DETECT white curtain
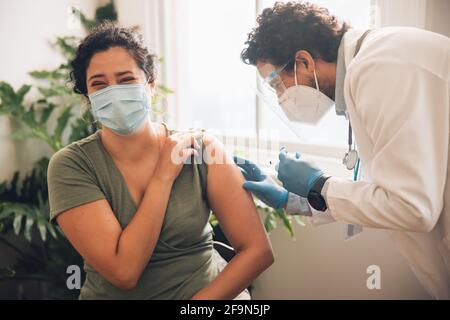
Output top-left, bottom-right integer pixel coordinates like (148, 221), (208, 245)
(115, 0), (187, 126)
(373, 0), (450, 36)
(115, 0), (163, 54)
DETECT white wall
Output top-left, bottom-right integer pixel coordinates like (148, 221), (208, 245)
(374, 0), (450, 37)
(0, 0), (100, 181)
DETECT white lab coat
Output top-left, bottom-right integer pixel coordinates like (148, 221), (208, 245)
(324, 27), (450, 299)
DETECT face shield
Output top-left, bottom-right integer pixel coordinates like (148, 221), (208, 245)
(254, 58), (336, 139)
(252, 62), (305, 140)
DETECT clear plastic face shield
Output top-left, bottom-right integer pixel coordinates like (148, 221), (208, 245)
(252, 62), (304, 140)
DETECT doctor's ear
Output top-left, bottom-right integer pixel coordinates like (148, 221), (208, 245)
(295, 50), (315, 72)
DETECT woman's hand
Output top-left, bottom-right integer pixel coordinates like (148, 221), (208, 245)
(153, 131), (202, 183)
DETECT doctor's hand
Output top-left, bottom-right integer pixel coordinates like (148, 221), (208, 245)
(277, 148), (324, 198)
(233, 156), (288, 209)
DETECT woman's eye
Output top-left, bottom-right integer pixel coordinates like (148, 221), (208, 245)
(120, 77), (136, 83)
(91, 81), (106, 87)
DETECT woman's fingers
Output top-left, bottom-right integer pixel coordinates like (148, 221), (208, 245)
(180, 147), (199, 162)
(172, 131), (203, 150)
(171, 131), (204, 164)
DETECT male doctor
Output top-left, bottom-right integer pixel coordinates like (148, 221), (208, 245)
(235, 1), (450, 299)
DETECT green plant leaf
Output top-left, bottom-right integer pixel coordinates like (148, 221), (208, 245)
(293, 215), (306, 227)
(0, 81), (15, 103)
(264, 213), (277, 233)
(53, 107), (72, 148)
(0, 267), (16, 277)
(0, 206), (16, 219)
(274, 209), (294, 238)
(281, 214), (294, 238)
(15, 85), (32, 104)
(24, 215), (35, 242)
(71, 7), (96, 31)
(37, 219), (47, 242)
(209, 213), (218, 227)
(13, 213), (23, 235)
(0, 82), (25, 116)
(47, 223), (58, 239)
(29, 69), (66, 80)
(95, 0), (118, 23)
(21, 105), (37, 127)
(29, 70), (53, 79)
(38, 87), (59, 98)
(10, 130), (36, 141)
(55, 37), (77, 59)
(39, 104), (55, 124)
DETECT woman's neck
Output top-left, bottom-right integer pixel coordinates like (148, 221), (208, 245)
(99, 121), (165, 164)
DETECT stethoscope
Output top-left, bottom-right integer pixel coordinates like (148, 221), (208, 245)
(341, 29), (372, 183)
(343, 121), (360, 181)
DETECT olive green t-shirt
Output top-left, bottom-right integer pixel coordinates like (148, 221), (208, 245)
(47, 128), (223, 299)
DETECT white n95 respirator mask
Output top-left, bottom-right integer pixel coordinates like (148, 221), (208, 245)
(278, 61), (334, 125)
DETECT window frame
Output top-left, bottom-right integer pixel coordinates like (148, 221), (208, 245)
(145, 0), (374, 160)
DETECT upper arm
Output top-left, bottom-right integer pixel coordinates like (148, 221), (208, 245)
(47, 147), (106, 224)
(202, 134), (271, 252)
(47, 147), (125, 285)
(56, 199), (125, 285)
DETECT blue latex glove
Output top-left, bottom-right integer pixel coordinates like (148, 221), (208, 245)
(277, 148), (324, 198)
(233, 156), (288, 209)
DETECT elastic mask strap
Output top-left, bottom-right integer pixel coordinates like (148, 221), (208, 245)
(144, 76), (152, 86)
(313, 69), (320, 91)
(143, 76), (154, 98)
(295, 60), (320, 92)
(294, 61), (298, 86)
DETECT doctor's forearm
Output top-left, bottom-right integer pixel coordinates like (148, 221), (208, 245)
(325, 178), (440, 232)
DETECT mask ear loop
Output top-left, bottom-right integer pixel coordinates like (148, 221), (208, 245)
(297, 58), (320, 92)
(143, 75), (154, 108)
(313, 69), (320, 91)
(143, 72), (152, 85)
(146, 75), (168, 117)
(294, 60), (299, 86)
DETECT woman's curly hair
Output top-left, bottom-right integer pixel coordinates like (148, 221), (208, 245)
(241, 1), (350, 71)
(70, 21), (158, 96)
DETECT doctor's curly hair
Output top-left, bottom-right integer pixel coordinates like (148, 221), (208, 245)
(241, 1), (350, 71)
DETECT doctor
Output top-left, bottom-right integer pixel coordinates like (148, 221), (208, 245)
(236, 1), (450, 299)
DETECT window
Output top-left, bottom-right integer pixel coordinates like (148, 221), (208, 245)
(159, 0), (373, 157)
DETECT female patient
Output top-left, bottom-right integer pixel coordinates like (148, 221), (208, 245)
(47, 22), (273, 299)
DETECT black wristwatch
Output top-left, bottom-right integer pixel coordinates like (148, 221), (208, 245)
(307, 175), (331, 212)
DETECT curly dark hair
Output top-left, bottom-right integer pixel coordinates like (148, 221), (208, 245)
(70, 21), (158, 96)
(241, 1), (350, 71)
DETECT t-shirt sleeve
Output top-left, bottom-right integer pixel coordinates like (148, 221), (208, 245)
(47, 145), (106, 225)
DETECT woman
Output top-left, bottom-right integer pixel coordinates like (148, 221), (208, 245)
(47, 22), (274, 300)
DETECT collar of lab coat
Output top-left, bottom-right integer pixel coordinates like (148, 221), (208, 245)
(334, 29), (369, 117)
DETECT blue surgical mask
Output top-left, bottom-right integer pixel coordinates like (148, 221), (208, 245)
(88, 79), (151, 136)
